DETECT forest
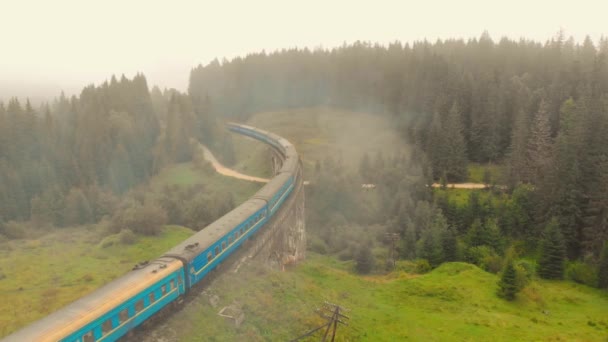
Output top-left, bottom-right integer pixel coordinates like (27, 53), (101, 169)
(2, 32), (608, 296)
(188, 32), (608, 292)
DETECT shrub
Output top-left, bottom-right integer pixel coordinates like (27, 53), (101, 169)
(309, 236), (328, 254)
(566, 262), (598, 287)
(514, 260), (534, 290)
(414, 259), (432, 274)
(465, 245), (501, 271)
(481, 254), (504, 274)
(111, 201), (167, 235)
(1, 221), (28, 239)
(355, 244), (374, 274)
(118, 229), (137, 245)
(394, 260), (417, 273)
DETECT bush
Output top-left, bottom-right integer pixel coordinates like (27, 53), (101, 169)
(566, 262), (598, 287)
(1, 221), (28, 239)
(465, 245), (502, 272)
(309, 236), (328, 254)
(111, 200), (167, 235)
(394, 260), (417, 273)
(118, 229), (137, 245)
(481, 254), (504, 274)
(414, 259), (432, 274)
(514, 260), (535, 290)
(355, 245), (374, 274)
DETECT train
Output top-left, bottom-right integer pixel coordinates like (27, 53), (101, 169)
(1, 123), (300, 342)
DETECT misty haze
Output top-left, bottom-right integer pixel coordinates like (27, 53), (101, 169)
(1, 1), (608, 341)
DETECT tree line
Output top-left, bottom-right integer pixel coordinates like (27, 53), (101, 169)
(0, 74), (231, 235)
(188, 32), (608, 264)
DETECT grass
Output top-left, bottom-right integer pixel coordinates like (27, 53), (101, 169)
(0, 157), (263, 337)
(468, 163), (505, 184)
(151, 161), (262, 204)
(0, 225), (194, 337)
(150, 254), (608, 341)
(231, 107), (409, 177)
(433, 187), (508, 208)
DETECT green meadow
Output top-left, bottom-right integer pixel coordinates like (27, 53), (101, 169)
(150, 253), (608, 341)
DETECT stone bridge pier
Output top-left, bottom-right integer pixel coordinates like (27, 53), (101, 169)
(247, 151), (306, 269)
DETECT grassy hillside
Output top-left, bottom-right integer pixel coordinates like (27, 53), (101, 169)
(0, 225), (194, 337)
(144, 253), (608, 341)
(230, 107), (408, 177)
(0, 160), (263, 337)
(151, 162), (262, 204)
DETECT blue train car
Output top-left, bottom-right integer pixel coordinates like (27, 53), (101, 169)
(2, 258), (186, 342)
(1, 122), (300, 342)
(163, 199), (268, 288)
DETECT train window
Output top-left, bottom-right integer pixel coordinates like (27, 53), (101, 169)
(102, 319), (112, 335)
(222, 241), (226, 249)
(215, 246), (220, 255)
(178, 275), (183, 285)
(161, 284), (167, 296)
(207, 252), (213, 263)
(228, 235), (233, 244)
(135, 299), (144, 313)
(149, 292), (155, 304)
(83, 331), (94, 342)
(170, 279), (175, 290)
(119, 309), (129, 323)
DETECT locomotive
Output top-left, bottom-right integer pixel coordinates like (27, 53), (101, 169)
(2, 123), (300, 342)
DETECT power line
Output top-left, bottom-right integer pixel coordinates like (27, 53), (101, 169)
(290, 302), (349, 342)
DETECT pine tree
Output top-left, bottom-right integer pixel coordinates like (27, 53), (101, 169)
(526, 99), (553, 186)
(401, 219), (417, 260)
(443, 103), (468, 181)
(598, 241), (608, 289)
(441, 227), (458, 262)
(497, 258), (519, 300)
(538, 218), (566, 279)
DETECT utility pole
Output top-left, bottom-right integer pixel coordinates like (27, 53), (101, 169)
(385, 232), (400, 269)
(290, 302), (349, 342)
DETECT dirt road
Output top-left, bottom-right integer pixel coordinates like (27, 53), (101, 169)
(199, 144), (270, 183)
(431, 183), (488, 189)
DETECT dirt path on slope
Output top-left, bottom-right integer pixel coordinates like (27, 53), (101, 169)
(198, 144), (270, 183)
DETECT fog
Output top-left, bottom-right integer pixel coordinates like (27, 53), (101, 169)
(1, 0), (606, 102)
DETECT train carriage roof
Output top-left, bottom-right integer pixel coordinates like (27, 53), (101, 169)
(163, 199), (267, 262)
(2, 258), (182, 342)
(251, 173), (292, 202)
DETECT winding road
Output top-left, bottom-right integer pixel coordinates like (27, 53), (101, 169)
(198, 144), (270, 183)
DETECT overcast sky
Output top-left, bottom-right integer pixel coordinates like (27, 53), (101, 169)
(1, 0), (606, 98)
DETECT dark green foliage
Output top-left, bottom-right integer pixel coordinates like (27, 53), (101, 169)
(355, 244), (374, 274)
(400, 220), (417, 260)
(599, 242), (608, 289)
(441, 227), (458, 262)
(497, 259), (519, 300)
(110, 200), (168, 236)
(414, 259), (432, 274)
(419, 210), (449, 267)
(566, 262), (598, 287)
(466, 218), (503, 252)
(538, 219), (566, 279)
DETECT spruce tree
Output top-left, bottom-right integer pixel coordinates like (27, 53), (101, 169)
(401, 219), (417, 260)
(497, 258), (519, 300)
(598, 241), (608, 289)
(443, 103), (468, 181)
(538, 218), (566, 279)
(441, 227), (458, 262)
